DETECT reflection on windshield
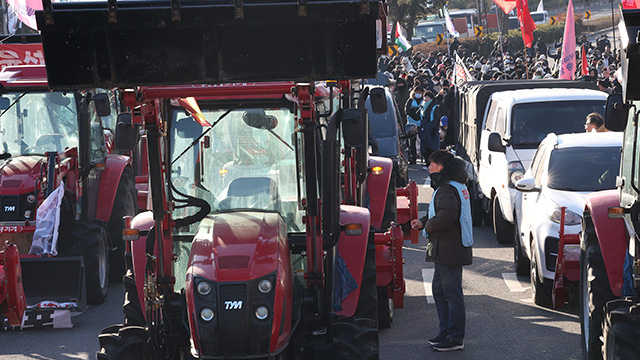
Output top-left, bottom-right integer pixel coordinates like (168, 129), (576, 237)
(510, 100), (605, 148)
(547, 147), (620, 192)
(170, 107), (303, 234)
(0, 92), (78, 155)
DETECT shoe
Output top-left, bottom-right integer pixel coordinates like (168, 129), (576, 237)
(432, 339), (464, 352)
(428, 333), (447, 346)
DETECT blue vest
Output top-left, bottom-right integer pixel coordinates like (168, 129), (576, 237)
(407, 98), (422, 126)
(426, 180), (473, 247)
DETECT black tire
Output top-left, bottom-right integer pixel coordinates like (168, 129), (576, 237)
(377, 286), (393, 330)
(97, 324), (148, 360)
(580, 212), (616, 360)
(70, 219), (110, 305)
(380, 172), (397, 230)
(469, 185), (484, 227)
(333, 317), (379, 360)
(530, 241), (552, 307)
(355, 233), (379, 326)
(493, 195), (514, 245)
(602, 297), (640, 360)
(513, 216), (530, 276)
(123, 251), (145, 326)
(108, 167), (137, 283)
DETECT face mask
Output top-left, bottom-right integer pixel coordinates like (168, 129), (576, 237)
(415, 93), (422, 99)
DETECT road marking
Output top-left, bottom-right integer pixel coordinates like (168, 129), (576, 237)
(502, 272), (530, 292)
(422, 268), (435, 303)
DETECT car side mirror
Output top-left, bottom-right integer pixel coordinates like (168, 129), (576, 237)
(487, 132), (505, 152)
(402, 123), (419, 139)
(604, 93), (629, 132)
(93, 93), (111, 117)
(515, 177), (540, 192)
(369, 87), (388, 114)
(115, 113), (138, 151)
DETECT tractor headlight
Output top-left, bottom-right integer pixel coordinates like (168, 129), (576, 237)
(197, 281), (212, 296)
(258, 279), (272, 294)
(200, 307), (214, 322)
(255, 306), (269, 320)
(24, 210), (31, 219)
(27, 194), (36, 203)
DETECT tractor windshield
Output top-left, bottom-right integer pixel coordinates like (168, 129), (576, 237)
(0, 92), (78, 156)
(170, 106), (303, 233)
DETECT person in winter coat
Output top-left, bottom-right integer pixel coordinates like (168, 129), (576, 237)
(411, 151), (473, 352)
(419, 90), (441, 165)
(405, 86), (425, 164)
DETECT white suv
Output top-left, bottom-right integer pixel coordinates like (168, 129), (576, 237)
(513, 131), (622, 306)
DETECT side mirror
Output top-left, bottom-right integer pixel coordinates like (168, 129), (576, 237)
(402, 123), (419, 139)
(515, 177), (540, 192)
(175, 117), (203, 138)
(342, 108), (367, 148)
(93, 93), (111, 117)
(242, 110), (278, 130)
(115, 113), (138, 151)
(487, 132), (505, 152)
(604, 93), (629, 132)
(0, 96), (9, 110)
(369, 87), (388, 114)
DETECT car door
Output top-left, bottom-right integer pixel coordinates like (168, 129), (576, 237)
(519, 144), (549, 258)
(478, 98), (498, 198)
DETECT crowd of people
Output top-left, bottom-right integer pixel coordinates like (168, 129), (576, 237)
(376, 33), (621, 166)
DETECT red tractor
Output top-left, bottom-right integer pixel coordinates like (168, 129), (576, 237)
(34, 0), (423, 357)
(0, 54), (137, 328)
(578, 10), (640, 360)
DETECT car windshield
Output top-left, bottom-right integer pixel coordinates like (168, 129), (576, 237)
(0, 92), (78, 155)
(510, 100), (605, 149)
(170, 106), (303, 234)
(547, 146), (620, 192)
(414, 23), (445, 39)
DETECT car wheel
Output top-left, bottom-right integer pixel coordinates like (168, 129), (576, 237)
(493, 195), (514, 244)
(530, 241), (552, 307)
(513, 216), (530, 276)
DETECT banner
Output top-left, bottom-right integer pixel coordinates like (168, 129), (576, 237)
(395, 22), (412, 52)
(0, 43), (44, 70)
(559, 0), (576, 80)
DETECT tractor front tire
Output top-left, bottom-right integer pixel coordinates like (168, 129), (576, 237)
(97, 324), (148, 360)
(108, 168), (137, 283)
(580, 212), (616, 360)
(355, 234), (378, 324)
(493, 195), (514, 244)
(70, 219), (110, 305)
(123, 251), (145, 326)
(602, 297), (640, 360)
(333, 317), (379, 360)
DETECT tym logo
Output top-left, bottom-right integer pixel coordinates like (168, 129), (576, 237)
(224, 301), (243, 310)
(4, 206), (15, 212)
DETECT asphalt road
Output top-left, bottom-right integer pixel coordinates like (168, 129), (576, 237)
(0, 163), (582, 360)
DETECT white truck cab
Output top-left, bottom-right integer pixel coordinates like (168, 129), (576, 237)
(478, 88), (607, 243)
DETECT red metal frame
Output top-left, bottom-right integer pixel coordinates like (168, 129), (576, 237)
(366, 156), (393, 230)
(396, 180), (419, 244)
(585, 190), (628, 297)
(374, 225), (406, 308)
(552, 207), (581, 309)
(0, 242), (27, 326)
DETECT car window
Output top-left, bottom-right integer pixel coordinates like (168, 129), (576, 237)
(529, 144), (546, 177)
(367, 95), (396, 139)
(547, 146), (621, 191)
(533, 145), (549, 185)
(484, 99), (498, 131)
(495, 107), (506, 136)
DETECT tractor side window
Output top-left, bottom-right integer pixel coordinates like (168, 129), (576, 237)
(86, 98), (105, 161)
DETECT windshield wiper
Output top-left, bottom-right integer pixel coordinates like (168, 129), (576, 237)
(268, 129), (294, 151)
(0, 152), (10, 160)
(171, 104), (240, 165)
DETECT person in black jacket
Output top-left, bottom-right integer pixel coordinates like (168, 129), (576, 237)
(411, 151), (473, 352)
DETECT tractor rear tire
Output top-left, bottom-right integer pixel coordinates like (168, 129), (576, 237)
(108, 167), (137, 283)
(493, 195), (514, 245)
(355, 233), (379, 325)
(70, 219), (110, 305)
(580, 212), (616, 360)
(513, 216), (530, 276)
(377, 285), (393, 330)
(123, 251), (145, 326)
(530, 241), (552, 307)
(333, 317), (379, 360)
(97, 324), (148, 360)
(602, 297), (640, 360)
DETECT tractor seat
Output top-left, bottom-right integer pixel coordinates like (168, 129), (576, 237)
(218, 177), (281, 212)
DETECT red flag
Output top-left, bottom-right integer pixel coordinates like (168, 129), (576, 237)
(621, 0), (640, 9)
(176, 97), (211, 127)
(493, 0), (517, 14)
(581, 45), (588, 76)
(516, 0), (537, 48)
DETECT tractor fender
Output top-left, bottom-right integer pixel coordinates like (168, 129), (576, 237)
(185, 212), (293, 356)
(94, 154), (132, 222)
(584, 189), (627, 297)
(367, 156), (393, 230)
(337, 205), (371, 318)
(130, 211), (155, 319)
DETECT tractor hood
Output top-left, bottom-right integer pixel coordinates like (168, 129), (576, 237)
(0, 155), (43, 196)
(188, 211), (289, 282)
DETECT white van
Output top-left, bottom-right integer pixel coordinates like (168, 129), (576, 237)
(478, 88), (607, 243)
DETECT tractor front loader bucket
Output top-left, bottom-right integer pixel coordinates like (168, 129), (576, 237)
(19, 257), (86, 309)
(36, 0), (382, 89)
